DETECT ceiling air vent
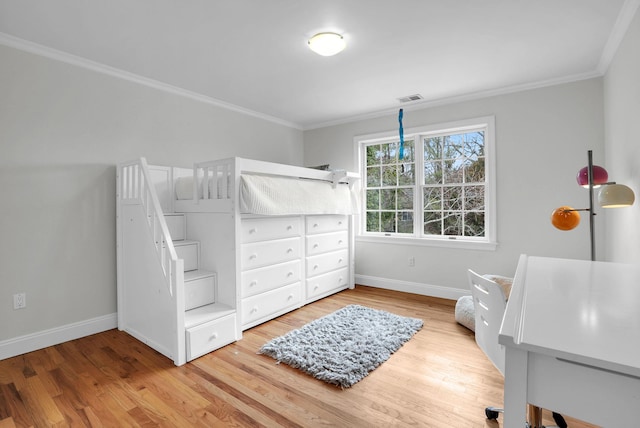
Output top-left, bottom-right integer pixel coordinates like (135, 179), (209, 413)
(398, 94), (423, 103)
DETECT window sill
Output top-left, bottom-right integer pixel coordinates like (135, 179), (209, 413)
(356, 235), (498, 251)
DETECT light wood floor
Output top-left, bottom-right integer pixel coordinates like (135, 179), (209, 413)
(0, 286), (598, 427)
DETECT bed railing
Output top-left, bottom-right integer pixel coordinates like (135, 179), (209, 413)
(193, 158), (232, 200)
(118, 158), (181, 295)
(188, 157), (359, 202)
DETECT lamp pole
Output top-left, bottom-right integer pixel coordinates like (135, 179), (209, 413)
(587, 150), (596, 261)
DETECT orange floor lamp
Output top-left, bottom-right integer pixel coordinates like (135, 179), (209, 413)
(551, 150), (635, 261)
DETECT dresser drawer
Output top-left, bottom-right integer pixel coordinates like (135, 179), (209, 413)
(242, 283), (301, 327)
(306, 215), (348, 235)
(241, 260), (301, 298)
(306, 267), (349, 300)
(186, 313), (237, 360)
(306, 249), (349, 277)
(241, 237), (301, 270)
(241, 217), (302, 243)
(306, 231), (349, 256)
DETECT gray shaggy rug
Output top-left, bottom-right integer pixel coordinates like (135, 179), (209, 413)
(258, 304), (423, 388)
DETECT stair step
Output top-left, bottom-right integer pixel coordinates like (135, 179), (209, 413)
(174, 240), (199, 272)
(184, 270), (216, 311)
(164, 213), (186, 241)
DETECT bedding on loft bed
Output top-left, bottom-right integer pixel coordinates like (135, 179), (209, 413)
(173, 173), (358, 215)
(240, 174), (357, 215)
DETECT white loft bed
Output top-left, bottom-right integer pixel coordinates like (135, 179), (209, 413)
(117, 157), (359, 366)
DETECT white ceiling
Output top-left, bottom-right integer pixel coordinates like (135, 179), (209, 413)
(0, 0), (636, 130)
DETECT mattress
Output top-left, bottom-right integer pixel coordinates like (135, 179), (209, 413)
(239, 174), (357, 215)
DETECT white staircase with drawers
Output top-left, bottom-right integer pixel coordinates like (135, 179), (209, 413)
(164, 213), (237, 362)
(117, 159), (238, 367)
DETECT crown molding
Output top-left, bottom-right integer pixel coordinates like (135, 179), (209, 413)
(597, 0), (640, 74)
(304, 70), (603, 131)
(0, 32), (302, 130)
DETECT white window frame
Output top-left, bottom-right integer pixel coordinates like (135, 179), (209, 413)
(354, 116), (497, 250)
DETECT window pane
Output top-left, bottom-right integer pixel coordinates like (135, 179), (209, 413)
(398, 212), (413, 233)
(424, 137), (442, 160)
(424, 161), (442, 184)
(366, 145), (382, 166)
(366, 166), (381, 187)
(398, 163), (415, 185)
(424, 211), (442, 235)
(443, 158), (464, 184)
(443, 186), (462, 210)
(381, 212), (396, 232)
(398, 188), (413, 210)
(423, 187), (442, 210)
(465, 185), (484, 210)
(443, 211), (462, 236)
(464, 132), (484, 158)
(400, 139), (415, 162)
(381, 189), (396, 210)
(381, 164), (398, 186)
(366, 189), (380, 210)
(444, 134), (464, 159)
(464, 157), (485, 183)
(366, 211), (380, 232)
(464, 212), (485, 237)
(381, 142), (397, 164)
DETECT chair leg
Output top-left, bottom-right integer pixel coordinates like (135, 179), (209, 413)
(485, 406), (503, 420)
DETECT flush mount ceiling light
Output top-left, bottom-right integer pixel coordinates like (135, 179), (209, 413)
(308, 32), (346, 56)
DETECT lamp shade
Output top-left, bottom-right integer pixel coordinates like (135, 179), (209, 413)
(576, 165), (608, 188)
(551, 206), (581, 230)
(598, 184), (635, 208)
(308, 32), (346, 56)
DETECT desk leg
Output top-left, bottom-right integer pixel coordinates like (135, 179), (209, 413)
(503, 347), (528, 428)
(527, 405), (542, 428)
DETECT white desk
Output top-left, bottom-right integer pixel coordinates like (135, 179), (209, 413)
(499, 255), (640, 427)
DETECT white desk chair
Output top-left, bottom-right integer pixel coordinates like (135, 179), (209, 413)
(467, 269), (567, 428)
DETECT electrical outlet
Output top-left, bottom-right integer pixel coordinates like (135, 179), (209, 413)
(13, 293), (26, 310)
(408, 257), (415, 267)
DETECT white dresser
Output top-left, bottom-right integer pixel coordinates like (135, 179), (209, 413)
(239, 214), (351, 330)
(240, 216), (304, 329)
(305, 215), (350, 302)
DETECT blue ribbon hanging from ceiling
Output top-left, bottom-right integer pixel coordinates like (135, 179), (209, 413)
(398, 108), (404, 160)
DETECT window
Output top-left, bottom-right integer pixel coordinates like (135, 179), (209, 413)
(356, 116), (496, 249)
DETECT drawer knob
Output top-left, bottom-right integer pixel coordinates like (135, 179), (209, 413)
(249, 228), (257, 234)
(314, 285), (319, 290)
(251, 307), (258, 313)
(249, 254), (257, 260)
(287, 294), (294, 300)
(313, 264), (319, 270)
(286, 248), (293, 253)
(286, 225), (293, 230)
(338, 277), (343, 283)
(313, 223), (319, 228)
(313, 243), (319, 248)
(250, 280), (257, 287)
(287, 271), (294, 277)
(338, 258), (343, 263)
(338, 221), (343, 225)
(210, 333), (218, 340)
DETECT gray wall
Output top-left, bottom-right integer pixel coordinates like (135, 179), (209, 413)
(304, 79), (606, 292)
(603, 7), (640, 264)
(0, 44), (303, 341)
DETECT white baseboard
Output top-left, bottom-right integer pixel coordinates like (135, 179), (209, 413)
(355, 274), (468, 301)
(0, 313), (118, 360)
